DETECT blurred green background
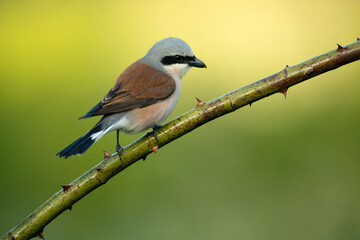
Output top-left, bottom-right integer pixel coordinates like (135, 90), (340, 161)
(1, 0), (360, 239)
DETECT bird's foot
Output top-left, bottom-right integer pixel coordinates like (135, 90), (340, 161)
(152, 124), (162, 142)
(116, 143), (123, 162)
(152, 124), (163, 142)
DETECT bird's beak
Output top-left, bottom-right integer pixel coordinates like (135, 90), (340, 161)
(188, 57), (207, 68)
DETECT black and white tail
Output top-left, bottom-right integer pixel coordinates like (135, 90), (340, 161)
(57, 123), (108, 158)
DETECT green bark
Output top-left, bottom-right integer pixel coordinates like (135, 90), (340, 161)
(2, 40), (360, 240)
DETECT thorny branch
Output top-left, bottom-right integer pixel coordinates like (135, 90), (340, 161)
(2, 39), (360, 240)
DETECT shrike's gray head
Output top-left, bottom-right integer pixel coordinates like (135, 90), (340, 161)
(141, 37), (206, 78)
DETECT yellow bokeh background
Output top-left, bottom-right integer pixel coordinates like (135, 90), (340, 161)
(1, 0), (359, 239)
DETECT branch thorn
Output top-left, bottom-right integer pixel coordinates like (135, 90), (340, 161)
(280, 88), (288, 98)
(150, 145), (159, 153)
(61, 184), (73, 193)
(38, 231), (45, 240)
(103, 150), (111, 159)
(196, 97), (206, 107)
(336, 44), (347, 52)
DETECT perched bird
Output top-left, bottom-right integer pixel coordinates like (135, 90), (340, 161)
(57, 37), (206, 158)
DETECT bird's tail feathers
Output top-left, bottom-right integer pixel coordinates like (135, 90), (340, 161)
(56, 123), (109, 158)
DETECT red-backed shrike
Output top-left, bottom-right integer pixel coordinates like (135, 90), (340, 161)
(57, 37), (206, 158)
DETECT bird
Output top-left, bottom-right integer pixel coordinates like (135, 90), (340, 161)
(57, 37), (206, 159)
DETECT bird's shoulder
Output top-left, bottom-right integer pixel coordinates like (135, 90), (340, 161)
(115, 60), (176, 98)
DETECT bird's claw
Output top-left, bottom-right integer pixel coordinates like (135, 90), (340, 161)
(116, 143), (123, 162)
(152, 124), (163, 142)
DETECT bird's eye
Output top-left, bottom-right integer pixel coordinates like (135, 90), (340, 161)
(174, 55), (183, 61)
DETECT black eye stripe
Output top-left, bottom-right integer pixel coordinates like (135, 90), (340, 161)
(161, 55), (196, 65)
